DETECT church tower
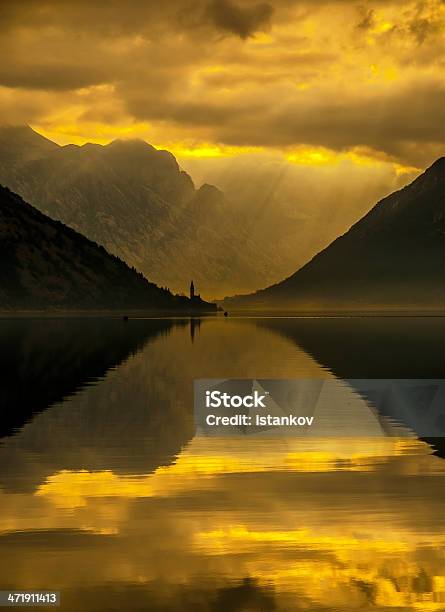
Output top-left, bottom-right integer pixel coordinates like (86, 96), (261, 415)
(190, 280), (195, 300)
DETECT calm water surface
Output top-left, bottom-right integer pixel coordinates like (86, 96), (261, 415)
(1, 316), (445, 611)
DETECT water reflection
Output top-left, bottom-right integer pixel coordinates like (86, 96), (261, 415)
(257, 316), (445, 378)
(258, 317), (445, 457)
(1, 317), (445, 611)
(0, 318), (192, 491)
(0, 317), (179, 438)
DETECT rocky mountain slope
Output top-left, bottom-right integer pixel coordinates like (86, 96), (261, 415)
(0, 184), (214, 311)
(225, 158), (445, 312)
(0, 126), (281, 298)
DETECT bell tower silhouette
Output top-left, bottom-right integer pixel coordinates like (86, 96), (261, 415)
(190, 280), (195, 300)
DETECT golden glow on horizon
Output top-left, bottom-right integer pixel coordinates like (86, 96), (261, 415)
(30, 123), (420, 174)
(32, 123), (263, 159)
(285, 146), (419, 174)
(31, 122), (154, 146)
(167, 143), (264, 159)
(1, 0), (443, 172)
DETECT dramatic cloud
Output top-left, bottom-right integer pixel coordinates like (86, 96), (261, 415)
(205, 0), (273, 38)
(0, 0), (444, 168)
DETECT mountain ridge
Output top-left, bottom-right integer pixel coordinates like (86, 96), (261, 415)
(0, 125), (282, 298)
(0, 184), (215, 311)
(223, 157), (445, 312)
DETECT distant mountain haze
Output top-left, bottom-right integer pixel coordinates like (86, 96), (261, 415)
(224, 158), (445, 312)
(0, 184), (214, 311)
(0, 126), (284, 298)
(180, 154), (416, 290)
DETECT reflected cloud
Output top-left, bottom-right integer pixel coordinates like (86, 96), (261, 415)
(1, 318), (445, 610)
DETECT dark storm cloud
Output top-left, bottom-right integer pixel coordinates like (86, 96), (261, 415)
(122, 73), (445, 166)
(0, 0), (444, 167)
(261, 80), (445, 152)
(0, 64), (109, 92)
(0, 0), (277, 90)
(0, 0), (275, 38)
(205, 0), (273, 38)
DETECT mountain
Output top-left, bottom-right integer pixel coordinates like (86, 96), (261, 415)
(0, 125), (281, 298)
(0, 125), (58, 165)
(0, 184), (215, 311)
(224, 158), (445, 312)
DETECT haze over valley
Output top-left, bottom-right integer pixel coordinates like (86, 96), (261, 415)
(1, 0), (445, 305)
(225, 157), (445, 311)
(0, 125), (422, 302)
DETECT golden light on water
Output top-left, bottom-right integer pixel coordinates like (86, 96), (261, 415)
(1, 434), (443, 609)
(1, 316), (445, 610)
(34, 436), (430, 507)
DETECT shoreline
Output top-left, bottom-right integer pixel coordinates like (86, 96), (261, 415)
(1, 310), (445, 319)
(0, 309), (220, 319)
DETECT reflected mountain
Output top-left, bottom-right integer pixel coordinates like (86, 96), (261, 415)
(257, 317), (445, 456)
(0, 318), (194, 491)
(0, 318), (174, 438)
(1, 317), (445, 610)
(3, 314), (444, 497)
(257, 317), (445, 378)
(0, 316), (328, 493)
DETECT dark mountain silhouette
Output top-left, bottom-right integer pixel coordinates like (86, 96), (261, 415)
(0, 125), (281, 297)
(258, 317), (445, 380)
(0, 184), (215, 311)
(225, 158), (445, 311)
(0, 318), (175, 438)
(257, 316), (445, 457)
(0, 318), (195, 492)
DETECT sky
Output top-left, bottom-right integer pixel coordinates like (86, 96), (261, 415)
(1, 0), (444, 173)
(3, 0), (445, 295)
